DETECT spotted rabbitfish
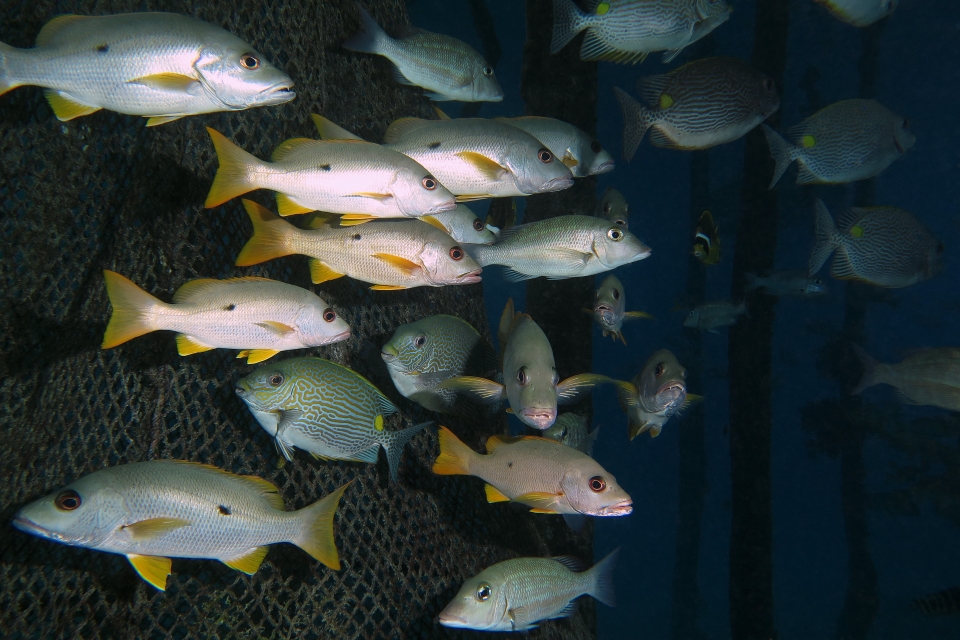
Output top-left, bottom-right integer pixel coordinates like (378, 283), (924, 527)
(12, 460), (350, 590)
(585, 274), (652, 344)
(613, 349), (700, 439)
(0, 13), (293, 125)
(851, 345), (960, 412)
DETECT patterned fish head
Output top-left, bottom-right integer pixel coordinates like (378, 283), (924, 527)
(195, 34), (295, 110)
(438, 565), (512, 631)
(382, 315), (480, 376)
(417, 233), (483, 285)
(638, 349), (687, 416)
(560, 460), (633, 516)
(596, 188), (629, 228)
(543, 413), (589, 450)
(752, 72), (781, 119)
(294, 297), (351, 346)
(695, 0), (733, 26)
(502, 139), (575, 195)
(591, 223), (652, 270)
(390, 166), (458, 216)
(432, 205), (496, 244)
(235, 358), (309, 418)
(594, 274), (626, 330)
(503, 318), (559, 429)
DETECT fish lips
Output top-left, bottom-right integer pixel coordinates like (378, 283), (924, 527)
(455, 269), (483, 285)
(256, 82), (296, 106)
(11, 515), (67, 543)
(321, 329), (352, 344)
(437, 610), (470, 628)
(520, 407), (557, 429)
(592, 160), (615, 174)
(537, 175), (575, 193)
(597, 500), (633, 517)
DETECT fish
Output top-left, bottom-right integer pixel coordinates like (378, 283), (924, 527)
(426, 204), (497, 245)
(342, 5), (503, 102)
(438, 299), (609, 429)
(814, 0), (898, 27)
(101, 270), (350, 364)
(596, 187), (629, 228)
(381, 314), (496, 414)
(438, 549), (619, 632)
(0, 13), (294, 125)
(761, 99), (914, 188)
(11, 460), (350, 590)
(614, 57), (780, 160)
(745, 270), (827, 297)
(692, 209), (720, 265)
(808, 199), (943, 288)
(551, 0), (731, 64)
(543, 413), (600, 456)
(683, 300), (747, 333)
(204, 127), (456, 221)
(495, 116), (614, 177)
(584, 274), (652, 344)
(236, 357), (430, 481)
(851, 344), (960, 411)
(235, 200), (482, 291)
(612, 349), (700, 439)
(466, 215), (651, 282)
(433, 426), (633, 517)
(913, 586), (960, 616)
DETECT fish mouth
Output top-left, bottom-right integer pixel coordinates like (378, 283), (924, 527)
(539, 176), (575, 193)
(235, 384), (251, 398)
(323, 329), (352, 344)
(381, 345), (398, 362)
(894, 137), (907, 155)
(521, 408), (557, 429)
(593, 160), (615, 174)
(455, 269), (482, 284)
(427, 200), (458, 214)
(257, 82), (296, 106)
(437, 610), (469, 628)
(12, 515), (57, 541)
(597, 500), (633, 517)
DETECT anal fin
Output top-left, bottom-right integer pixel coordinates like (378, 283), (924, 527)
(44, 90), (100, 121)
(485, 483), (511, 503)
(176, 334), (215, 356)
(309, 259), (345, 284)
(243, 349), (280, 364)
(222, 545), (269, 575)
(276, 193), (315, 217)
(127, 554), (172, 591)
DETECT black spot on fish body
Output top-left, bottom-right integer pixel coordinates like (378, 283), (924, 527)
(428, 141), (441, 149)
(507, 461), (513, 468)
(320, 164), (331, 171)
(218, 505), (231, 515)
(224, 304), (236, 311)
(96, 43), (109, 53)
(352, 233), (361, 240)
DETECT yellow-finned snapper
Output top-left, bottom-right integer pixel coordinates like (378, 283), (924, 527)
(101, 270), (350, 364)
(745, 270), (827, 297)
(12, 460), (350, 591)
(814, 0), (898, 27)
(762, 99), (914, 188)
(808, 199), (943, 288)
(427, 204), (496, 244)
(692, 209), (720, 265)
(851, 345), (960, 411)
(550, 0), (731, 65)
(0, 13), (294, 125)
(495, 116), (615, 177)
(584, 274), (652, 344)
(439, 549), (619, 632)
(204, 128), (455, 222)
(683, 300), (748, 333)
(543, 413), (600, 456)
(433, 426), (633, 517)
(614, 57), (780, 160)
(596, 187), (629, 228)
(467, 215), (651, 282)
(438, 299), (609, 429)
(235, 357), (430, 481)
(235, 200), (482, 291)
(342, 5), (503, 103)
(613, 349), (701, 439)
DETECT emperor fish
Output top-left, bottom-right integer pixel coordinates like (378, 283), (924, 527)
(439, 549), (619, 632)
(342, 5), (503, 102)
(745, 270), (827, 297)
(762, 99), (914, 187)
(101, 270), (350, 364)
(851, 344), (960, 411)
(204, 128), (456, 222)
(584, 274), (652, 344)
(814, 0), (898, 27)
(614, 57), (780, 160)
(235, 200), (482, 291)
(596, 187), (629, 228)
(12, 460), (350, 590)
(543, 413), (600, 456)
(808, 199), (943, 288)
(433, 426), (633, 517)
(692, 209), (720, 265)
(496, 116), (615, 177)
(439, 299), (608, 429)
(0, 13), (294, 125)
(236, 357), (430, 481)
(683, 300), (748, 333)
(613, 349), (700, 439)
(467, 215), (651, 281)
(550, 0), (732, 64)
(428, 204), (497, 244)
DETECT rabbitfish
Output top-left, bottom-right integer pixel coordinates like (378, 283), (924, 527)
(236, 357), (430, 481)
(683, 300), (747, 332)
(808, 199), (943, 288)
(0, 13), (294, 125)
(439, 549), (619, 632)
(762, 99), (914, 187)
(235, 200), (482, 291)
(343, 5), (503, 102)
(851, 345), (960, 411)
(496, 116), (615, 177)
(596, 187), (629, 228)
(551, 0), (731, 64)
(615, 57), (780, 159)
(585, 274), (652, 344)
(467, 215), (651, 281)
(814, 0), (898, 27)
(745, 270), (827, 297)
(101, 270), (350, 364)
(614, 349), (698, 439)
(428, 204), (496, 244)
(433, 427), (633, 517)
(543, 413), (599, 456)
(12, 460), (350, 590)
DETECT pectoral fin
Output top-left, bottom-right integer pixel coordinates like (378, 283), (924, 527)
(121, 517), (192, 541)
(623, 311), (654, 320)
(560, 151), (579, 168)
(455, 151), (507, 181)
(145, 115), (184, 127)
(370, 284), (408, 291)
(485, 484), (511, 503)
(44, 90), (101, 121)
(222, 545), (269, 575)
(338, 214), (377, 226)
(256, 321), (295, 336)
(349, 192), (393, 201)
(243, 349), (280, 364)
(129, 72), (200, 94)
(436, 376), (505, 402)
(176, 334), (215, 356)
(614, 380), (639, 408)
(127, 554), (172, 591)
(556, 373), (614, 401)
(681, 394), (704, 412)
(421, 215), (449, 232)
(372, 253), (421, 276)
(515, 491), (561, 512)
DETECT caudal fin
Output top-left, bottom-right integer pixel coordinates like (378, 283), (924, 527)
(432, 426), (478, 476)
(850, 343), (880, 395)
(0, 42), (21, 97)
(808, 199), (838, 276)
(613, 87), (650, 162)
(102, 270), (163, 348)
(587, 548), (620, 607)
(760, 124), (795, 189)
(236, 200), (297, 266)
(292, 481), (352, 570)
(205, 127), (261, 208)
(384, 421), (432, 483)
(342, 4), (389, 54)
(550, 0), (586, 54)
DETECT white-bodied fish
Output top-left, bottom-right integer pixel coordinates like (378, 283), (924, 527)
(814, 0), (898, 27)
(12, 460), (350, 590)
(0, 13), (294, 125)
(543, 413), (600, 456)
(101, 270), (350, 364)
(745, 270), (827, 297)
(439, 549), (619, 632)
(235, 200), (482, 291)
(342, 5), (503, 102)
(613, 349), (700, 439)
(585, 274), (652, 344)
(851, 344), (960, 411)
(683, 300), (747, 333)
(427, 204), (496, 244)
(496, 116), (615, 177)
(596, 187), (629, 228)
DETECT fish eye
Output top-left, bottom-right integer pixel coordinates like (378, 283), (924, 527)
(473, 218), (484, 231)
(449, 246), (464, 260)
(814, 279), (822, 286)
(269, 373), (284, 387)
(482, 66), (494, 76)
(240, 53), (260, 70)
(607, 228), (623, 241)
(688, 310), (695, 316)
(537, 148), (553, 163)
(322, 308), (337, 322)
(422, 176), (438, 190)
(55, 489), (81, 511)
(590, 140), (602, 153)
(655, 363), (665, 377)
(612, 289), (620, 301)
(414, 333), (426, 348)
(762, 78), (775, 91)
(603, 203), (610, 213)
(476, 582), (492, 601)
(588, 476), (606, 492)
(517, 366), (528, 385)
(614, 218), (627, 227)
(902, 118), (910, 129)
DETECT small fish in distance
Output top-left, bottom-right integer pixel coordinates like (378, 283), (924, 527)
(543, 413), (600, 456)
(596, 187), (629, 228)
(745, 270), (827, 297)
(814, 0), (898, 27)
(692, 210), (720, 265)
(683, 300), (747, 333)
(584, 274), (652, 344)
(850, 344), (960, 412)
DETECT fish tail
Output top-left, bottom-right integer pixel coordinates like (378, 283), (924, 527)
(760, 124), (795, 189)
(102, 270), (164, 349)
(291, 480), (352, 570)
(204, 127), (260, 208)
(0, 41), (21, 96)
(587, 548), (619, 607)
(550, 0), (586, 54)
(236, 199), (296, 266)
(342, 4), (389, 55)
(432, 425), (477, 476)
(383, 421), (432, 483)
(849, 343), (880, 395)
(613, 87), (650, 162)
(808, 199), (838, 276)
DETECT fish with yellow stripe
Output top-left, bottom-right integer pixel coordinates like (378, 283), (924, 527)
(236, 357), (431, 481)
(12, 460), (350, 590)
(101, 270), (350, 364)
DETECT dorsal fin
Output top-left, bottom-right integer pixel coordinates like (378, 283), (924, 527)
(551, 555), (588, 572)
(311, 114), (364, 141)
(271, 138), (319, 162)
(383, 117), (433, 144)
(497, 298), (516, 358)
(171, 276), (274, 303)
(485, 433), (555, 452)
(169, 461), (285, 509)
(36, 15), (89, 46)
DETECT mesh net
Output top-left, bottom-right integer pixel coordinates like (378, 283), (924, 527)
(0, 1), (595, 638)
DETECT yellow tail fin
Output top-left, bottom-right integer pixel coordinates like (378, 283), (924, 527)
(236, 200), (297, 266)
(204, 127), (260, 208)
(432, 426), (477, 476)
(102, 270), (162, 349)
(293, 481), (352, 570)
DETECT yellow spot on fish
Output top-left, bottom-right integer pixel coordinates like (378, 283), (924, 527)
(659, 93), (674, 110)
(850, 225), (864, 238)
(375, 415), (384, 431)
(802, 135), (816, 148)
(596, 2), (610, 15)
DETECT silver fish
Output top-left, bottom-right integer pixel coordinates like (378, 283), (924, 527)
(851, 344), (960, 411)
(543, 413), (600, 456)
(596, 187), (629, 228)
(585, 274), (652, 344)
(427, 204), (497, 244)
(814, 0), (898, 27)
(496, 116), (615, 177)
(0, 13), (293, 125)
(745, 270), (827, 297)
(683, 300), (747, 332)
(614, 349), (699, 438)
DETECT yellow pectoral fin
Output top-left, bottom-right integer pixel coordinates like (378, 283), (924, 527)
(276, 193), (315, 217)
(44, 90), (100, 121)
(237, 350), (251, 360)
(561, 152), (579, 169)
(129, 73), (200, 93)
(421, 215), (449, 232)
(455, 151), (507, 181)
(145, 115), (184, 127)
(257, 321), (295, 336)
(434, 106), (452, 120)
(127, 554), (172, 591)
(121, 517), (191, 541)
(244, 349), (280, 364)
(222, 546), (269, 575)
(529, 508), (560, 514)
(455, 194), (497, 202)
(370, 284), (408, 291)
(505, 407), (515, 414)
(338, 214), (377, 226)
(372, 253), (421, 276)
(176, 334), (215, 356)
(514, 491), (562, 512)
(485, 484), (511, 503)
(309, 260), (345, 284)
(349, 192), (392, 201)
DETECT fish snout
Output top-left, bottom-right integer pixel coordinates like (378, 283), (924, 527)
(593, 160), (615, 174)
(258, 81), (296, 106)
(521, 407), (557, 430)
(381, 345), (399, 362)
(539, 175), (575, 193)
(437, 610), (468, 628)
(456, 268), (483, 284)
(428, 199), (458, 214)
(599, 500), (633, 517)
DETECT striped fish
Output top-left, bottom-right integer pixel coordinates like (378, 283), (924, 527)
(913, 586), (960, 616)
(614, 57), (780, 160)
(762, 99), (914, 188)
(236, 357), (430, 481)
(543, 413), (599, 456)
(551, 0), (731, 65)
(808, 200), (943, 288)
